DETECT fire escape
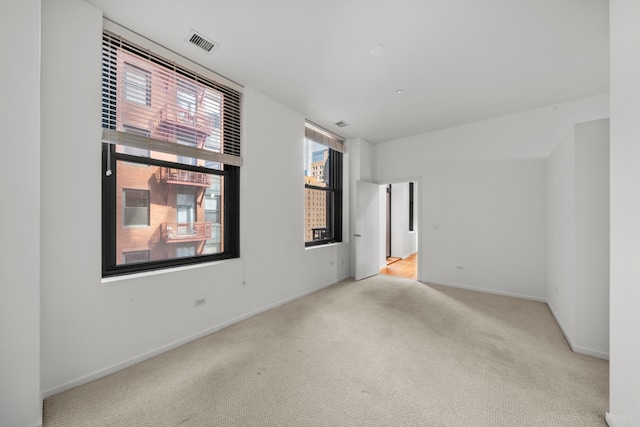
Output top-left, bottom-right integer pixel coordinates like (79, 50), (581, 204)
(148, 95), (216, 244)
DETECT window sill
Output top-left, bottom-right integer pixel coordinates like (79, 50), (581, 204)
(101, 257), (241, 284)
(304, 241), (344, 251)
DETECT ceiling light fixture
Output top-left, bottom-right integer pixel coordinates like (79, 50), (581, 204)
(370, 45), (385, 56)
(396, 89), (403, 95)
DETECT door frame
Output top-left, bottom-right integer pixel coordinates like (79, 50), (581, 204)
(377, 177), (422, 281)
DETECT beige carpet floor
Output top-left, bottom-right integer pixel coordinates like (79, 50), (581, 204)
(43, 275), (609, 426)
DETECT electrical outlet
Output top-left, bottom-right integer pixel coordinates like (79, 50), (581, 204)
(433, 224), (440, 231)
(194, 298), (207, 307)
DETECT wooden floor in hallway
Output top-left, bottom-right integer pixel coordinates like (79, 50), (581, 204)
(380, 253), (417, 280)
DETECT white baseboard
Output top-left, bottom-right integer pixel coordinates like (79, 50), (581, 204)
(337, 273), (351, 283)
(422, 279), (547, 303)
(547, 303), (575, 347)
(43, 278), (341, 399)
(547, 304), (609, 360)
(572, 344), (610, 360)
(605, 412), (635, 427)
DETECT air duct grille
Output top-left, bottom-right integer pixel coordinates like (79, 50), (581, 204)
(188, 31), (217, 53)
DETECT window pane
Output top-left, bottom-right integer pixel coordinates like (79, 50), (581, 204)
(305, 188), (332, 242)
(121, 125), (150, 157)
(304, 138), (330, 186)
(115, 160), (223, 265)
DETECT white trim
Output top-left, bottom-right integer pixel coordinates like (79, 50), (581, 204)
(43, 277), (341, 398)
(375, 176), (423, 283)
(103, 19), (243, 93)
(547, 303), (610, 360)
(571, 344), (609, 360)
(547, 302), (575, 348)
(422, 278), (547, 303)
(605, 412), (632, 427)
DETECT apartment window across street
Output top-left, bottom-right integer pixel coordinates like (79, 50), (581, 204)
(122, 250), (150, 264)
(123, 189), (149, 227)
(101, 22), (242, 277)
(124, 63), (151, 106)
(303, 122), (345, 246)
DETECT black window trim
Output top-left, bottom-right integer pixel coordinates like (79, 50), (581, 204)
(102, 146), (240, 278)
(305, 148), (343, 248)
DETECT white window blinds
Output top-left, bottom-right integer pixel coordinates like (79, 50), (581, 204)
(305, 122), (346, 153)
(101, 23), (243, 166)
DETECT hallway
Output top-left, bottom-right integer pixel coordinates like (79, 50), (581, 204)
(379, 253), (417, 280)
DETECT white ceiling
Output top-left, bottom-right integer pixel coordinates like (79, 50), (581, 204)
(86, 0), (609, 144)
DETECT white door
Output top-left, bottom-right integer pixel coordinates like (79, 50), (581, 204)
(355, 180), (381, 280)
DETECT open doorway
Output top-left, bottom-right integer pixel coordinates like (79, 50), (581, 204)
(379, 181), (418, 280)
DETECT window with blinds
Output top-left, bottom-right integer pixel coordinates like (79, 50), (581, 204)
(101, 22), (241, 277)
(303, 122), (345, 246)
(101, 28), (242, 166)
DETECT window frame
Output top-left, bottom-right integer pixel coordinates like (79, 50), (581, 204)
(304, 144), (343, 247)
(101, 23), (241, 278)
(102, 148), (240, 277)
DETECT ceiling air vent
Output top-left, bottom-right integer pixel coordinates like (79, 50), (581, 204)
(187, 30), (218, 53)
(335, 121), (350, 128)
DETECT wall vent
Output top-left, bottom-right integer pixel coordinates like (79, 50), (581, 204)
(335, 121), (350, 128)
(187, 30), (218, 53)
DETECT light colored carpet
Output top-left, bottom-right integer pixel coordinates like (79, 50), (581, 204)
(43, 275), (609, 426)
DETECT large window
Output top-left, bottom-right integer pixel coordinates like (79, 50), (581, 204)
(101, 23), (241, 277)
(303, 122), (344, 246)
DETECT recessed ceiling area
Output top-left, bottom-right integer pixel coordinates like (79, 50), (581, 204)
(86, 0), (609, 144)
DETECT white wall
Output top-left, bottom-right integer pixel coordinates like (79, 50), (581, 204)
(547, 129), (577, 342)
(547, 119), (610, 360)
(609, 0), (640, 425)
(0, 1), (42, 426)
(575, 119), (610, 358)
(40, 0), (349, 398)
(374, 96), (609, 300)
